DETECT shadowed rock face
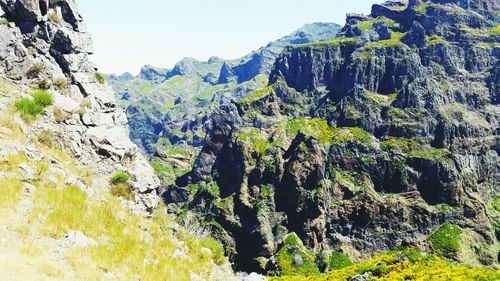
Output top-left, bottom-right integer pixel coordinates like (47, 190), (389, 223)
(166, 0), (500, 273)
(0, 0), (160, 210)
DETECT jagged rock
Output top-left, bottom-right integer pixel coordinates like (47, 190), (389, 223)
(162, 185), (190, 203)
(372, 0), (421, 25)
(0, 0), (43, 22)
(51, 28), (93, 54)
(138, 64), (168, 82)
(401, 21), (426, 47)
(218, 62), (236, 84)
(0, 0), (161, 210)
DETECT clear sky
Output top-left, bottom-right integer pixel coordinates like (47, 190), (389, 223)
(78, 0), (380, 74)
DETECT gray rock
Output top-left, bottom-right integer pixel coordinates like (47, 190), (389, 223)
(351, 272), (371, 281)
(241, 273), (267, 281)
(401, 21), (426, 47)
(23, 183), (36, 194)
(18, 163), (35, 180)
(53, 91), (79, 112)
(162, 185), (190, 203)
(59, 231), (95, 248)
(130, 156), (160, 193)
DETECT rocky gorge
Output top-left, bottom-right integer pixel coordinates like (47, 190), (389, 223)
(160, 0), (500, 277)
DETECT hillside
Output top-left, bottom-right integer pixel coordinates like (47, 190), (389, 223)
(165, 0), (500, 277)
(0, 0), (236, 280)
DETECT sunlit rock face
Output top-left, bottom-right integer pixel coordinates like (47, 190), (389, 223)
(0, 0), (160, 210)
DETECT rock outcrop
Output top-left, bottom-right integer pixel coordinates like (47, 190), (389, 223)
(168, 0), (500, 273)
(0, 0), (160, 210)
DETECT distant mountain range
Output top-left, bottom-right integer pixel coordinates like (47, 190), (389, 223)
(107, 22), (342, 156)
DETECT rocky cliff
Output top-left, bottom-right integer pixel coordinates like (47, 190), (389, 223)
(167, 0), (500, 274)
(0, 1), (244, 280)
(0, 0), (159, 210)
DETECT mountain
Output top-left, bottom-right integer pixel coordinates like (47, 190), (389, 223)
(107, 22), (341, 187)
(107, 23), (341, 152)
(0, 0), (236, 279)
(165, 0), (500, 276)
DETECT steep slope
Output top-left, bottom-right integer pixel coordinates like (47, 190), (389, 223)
(167, 0), (500, 275)
(0, 0), (236, 279)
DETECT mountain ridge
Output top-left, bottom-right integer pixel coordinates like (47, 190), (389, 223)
(168, 0), (500, 275)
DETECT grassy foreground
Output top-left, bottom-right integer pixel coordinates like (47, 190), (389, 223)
(0, 78), (231, 281)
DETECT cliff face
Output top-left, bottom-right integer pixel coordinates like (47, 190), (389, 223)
(168, 0), (500, 273)
(0, 0), (159, 210)
(0, 1), (242, 279)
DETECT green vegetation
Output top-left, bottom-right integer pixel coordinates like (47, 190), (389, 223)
(416, 0), (430, 14)
(32, 89), (54, 107)
(0, 177), (23, 209)
(327, 251), (353, 270)
(110, 182), (133, 201)
(0, 18), (9, 25)
(53, 107), (69, 123)
(294, 36), (359, 48)
(238, 128), (279, 155)
(381, 137), (450, 162)
(275, 233), (320, 276)
(428, 223), (463, 258)
(14, 90), (53, 117)
(356, 17), (396, 30)
(488, 25), (500, 36)
(428, 34), (446, 44)
(408, 148), (450, 161)
(239, 85), (274, 104)
(363, 89), (396, 104)
(110, 171), (130, 184)
(109, 172), (133, 200)
(365, 32), (406, 49)
(95, 72), (106, 84)
(270, 249), (499, 280)
(48, 10), (60, 23)
(200, 237), (225, 265)
(462, 24), (500, 37)
(37, 130), (55, 148)
(286, 117), (373, 145)
(15, 98), (43, 116)
(489, 196), (500, 213)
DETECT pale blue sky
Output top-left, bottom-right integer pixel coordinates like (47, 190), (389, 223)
(78, 0), (379, 74)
